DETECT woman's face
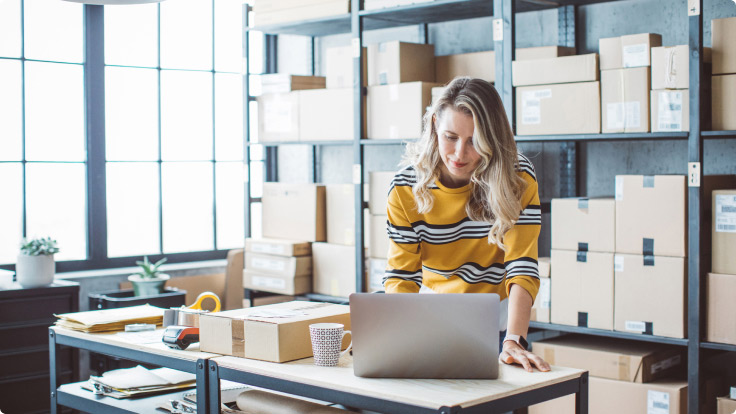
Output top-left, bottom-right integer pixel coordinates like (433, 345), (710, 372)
(435, 107), (482, 187)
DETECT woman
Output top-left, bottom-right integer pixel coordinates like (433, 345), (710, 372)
(383, 76), (550, 373)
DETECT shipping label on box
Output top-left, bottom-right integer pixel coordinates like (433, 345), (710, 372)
(245, 238), (311, 257)
(262, 183), (326, 242)
(551, 197), (615, 252)
(257, 92), (300, 142)
(651, 90), (689, 132)
(243, 269), (311, 296)
(516, 82), (600, 135)
(713, 191), (736, 274)
(245, 252), (312, 277)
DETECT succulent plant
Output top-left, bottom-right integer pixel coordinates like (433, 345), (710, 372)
(20, 237), (60, 256)
(133, 256), (167, 279)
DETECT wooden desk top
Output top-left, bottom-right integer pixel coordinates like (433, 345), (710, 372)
(212, 355), (585, 410)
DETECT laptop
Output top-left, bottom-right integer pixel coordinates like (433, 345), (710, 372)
(349, 293), (500, 379)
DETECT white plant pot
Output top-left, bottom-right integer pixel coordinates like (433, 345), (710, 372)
(16, 254), (55, 288)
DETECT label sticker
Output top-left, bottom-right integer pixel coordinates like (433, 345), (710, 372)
(615, 176), (624, 201)
(252, 257), (286, 272)
(607, 102), (625, 130)
(521, 89), (551, 125)
(263, 101), (293, 133)
(624, 101), (641, 128)
(730, 386), (736, 400)
(715, 194), (736, 233)
(657, 91), (683, 132)
(252, 276), (286, 290)
(623, 43), (649, 67)
(625, 320), (646, 333)
(647, 390), (670, 414)
(251, 243), (286, 255)
(614, 255), (625, 272)
(651, 355), (682, 374)
(539, 278), (551, 309)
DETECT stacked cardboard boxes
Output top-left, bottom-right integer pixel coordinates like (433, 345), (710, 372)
(530, 257), (550, 323)
(252, 0), (350, 27)
(712, 17), (736, 131)
(243, 238), (313, 296)
(257, 75), (326, 142)
(366, 171), (395, 292)
(707, 189), (736, 346)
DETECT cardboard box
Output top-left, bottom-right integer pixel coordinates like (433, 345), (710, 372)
(651, 45), (711, 90)
(713, 16), (736, 75)
(325, 45), (367, 89)
(614, 254), (686, 338)
(242, 294), (295, 308)
(515, 46), (575, 61)
(253, 0), (349, 26)
(431, 86), (445, 106)
(601, 67), (650, 133)
(367, 258), (387, 292)
(369, 214), (389, 259)
(551, 197), (615, 252)
(435, 51), (495, 84)
(369, 171), (395, 215)
(260, 74), (326, 95)
(531, 334), (684, 383)
(245, 238), (311, 257)
(706, 273), (736, 345)
(718, 396), (736, 414)
(299, 88), (364, 141)
(326, 184), (355, 246)
(199, 301), (351, 362)
(713, 190), (736, 275)
(651, 89), (689, 132)
(512, 53), (598, 86)
(312, 243), (357, 298)
(712, 74), (736, 130)
(550, 250), (614, 330)
(243, 269), (312, 296)
(367, 41), (435, 86)
(257, 92), (299, 142)
(531, 258), (550, 323)
(262, 183), (326, 242)
(367, 81), (441, 139)
(244, 252), (312, 278)
(599, 33), (662, 70)
(515, 81), (600, 135)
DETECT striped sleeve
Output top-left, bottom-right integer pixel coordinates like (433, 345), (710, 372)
(383, 180), (422, 293)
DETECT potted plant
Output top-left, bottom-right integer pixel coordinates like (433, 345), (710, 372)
(17, 237), (60, 288)
(128, 256), (170, 297)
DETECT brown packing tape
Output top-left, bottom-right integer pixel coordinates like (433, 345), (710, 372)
(232, 319), (245, 357)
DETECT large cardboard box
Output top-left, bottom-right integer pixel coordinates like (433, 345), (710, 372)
(530, 257), (550, 323)
(244, 252), (312, 277)
(614, 254), (686, 338)
(260, 74), (326, 95)
(515, 46), (575, 61)
(243, 269), (312, 296)
(312, 242), (357, 297)
(615, 175), (686, 257)
(713, 190), (736, 275)
(551, 197), (615, 253)
(367, 257), (387, 292)
(512, 54), (598, 86)
(253, 0), (349, 26)
(367, 41), (435, 86)
(515, 81), (600, 135)
(651, 45), (711, 90)
(257, 92), (299, 142)
(367, 81), (441, 139)
(262, 183), (326, 242)
(712, 74), (736, 130)
(435, 51), (495, 84)
(325, 45), (367, 89)
(369, 214), (389, 259)
(245, 238), (311, 257)
(599, 33), (662, 70)
(713, 16), (736, 75)
(550, 250), (614, 330)
(369, 171), (395, 215)
(706, 273), (736, 345)
(199, 301), (351, 362)
(718, 396), (736, 414)
(326, 184), (355, 246)
(531, 335), (684, 383)
(601, 67), (650, 133)
(651, 89), (689, 132)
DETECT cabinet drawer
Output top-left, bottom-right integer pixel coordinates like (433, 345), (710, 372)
(0, 324), (52, 351)
(0, 372), (72, 414)
(0, 294), (74, 324)
(0, 347), (74, 379)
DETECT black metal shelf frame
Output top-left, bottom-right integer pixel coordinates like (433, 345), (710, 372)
(529, 322), (689, 347)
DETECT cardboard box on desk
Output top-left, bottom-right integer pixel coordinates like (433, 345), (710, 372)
(712, 74), (736, 131)
(326, 184), (355, 246)
(367, 81), (441, 139)
(435, 51), (495, 84)
(551, 197), (615, 252)
(651, 45), (711, 90)
(512, 53), (598, 86)
(369, 171), (395, 215)
(245, 252), (312, 278)
(312, 242), (357, 298)
(299, 88), (365, 141)
(367, 41), (435, 86)
(257, 92), (299, 143)
(550, 250), (614, 330)
(706, 273), (736, 345)
(713, 16), (736, 75)
(243, 269), (311, 296)
(199, 301), (351, 362)
(651, 89), (689, 132)
(599, 33), (662, 70)
(253, 0), (349, 26)
(515, 46), (575, 61)
(718, 396), (736, 414)
(614, 254), (686, 338)
(325, 45), (367, 89)
(245, 238), (311, 257)
(515, 82), (600, 135)
(262, 183), (326, 242)
(530, 257), (550, 323)
(713, 190), (736, 275)
(601, 67), (650, 133)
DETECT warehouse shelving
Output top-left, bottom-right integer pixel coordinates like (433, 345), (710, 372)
(528, 322), (689, 347)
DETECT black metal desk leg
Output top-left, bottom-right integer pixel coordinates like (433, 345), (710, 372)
(49, 328), (59, 414)
(196, 359), (209, 414)
(575, 372), (589, 414)
(208, 360), (221, 414)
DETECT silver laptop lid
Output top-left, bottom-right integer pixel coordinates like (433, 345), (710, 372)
(349, 293), (500, 379)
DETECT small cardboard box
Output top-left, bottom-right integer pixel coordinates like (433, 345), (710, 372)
(262, 183), (326, 242)
(651, 45), (711, 90)
(550, 250), (614, 330)
(299, 88), (364, 141)
(512, 53), (598, 86)
(367, 41), (435, 86)
(615, 175), (686, 257)
(369, 171), (395, 215)
(713, 190), (736, 275)
(551, 197), (615, 253)
(369, 214), (389, 259)
(257, 92), (299, 142)
(651, 89), (689, 132)
(243, 269), (312, 296)
(713, 16), (736, 75)
(253, 0), (349, 26)
(312, 243), (357, 298)
(260, 74), (326, 95)
(244, 252), (312, 277)
(530, 257), (550, 323)
(718, 396), (736, 414)
(601, 67), (650, 133)
(199, 301), (351, 362)
(367, 258), (387, 292)
(515, 46), (575, 61)
(367, 81), (441, 139)
(515, 81), (600, 135)
(599, 33), (662, 70)
(245, 238), (311, 257)
(706, 273), (736, 345)
(531, 334), (684, 383)
(712, 74), (736, 131)
(326, 184), (355, 246)
(435, 51), (495, 84)
(614, 254), (686, 338)
(325, 45), (367, 89)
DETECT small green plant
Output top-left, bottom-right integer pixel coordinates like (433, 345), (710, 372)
(133, 256), (167, 279)
(20, 237), (60, 256)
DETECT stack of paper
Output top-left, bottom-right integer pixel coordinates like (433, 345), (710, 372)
(83, 366), (195, 399)
(55, 304), (166, 333)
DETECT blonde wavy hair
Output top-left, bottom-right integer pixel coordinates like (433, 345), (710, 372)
(402, 77), (527, 250)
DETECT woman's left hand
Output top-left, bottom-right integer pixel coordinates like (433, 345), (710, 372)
(499, 340), (550, 372)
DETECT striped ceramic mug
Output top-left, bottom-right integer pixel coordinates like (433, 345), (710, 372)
(309, 323), (352, 367)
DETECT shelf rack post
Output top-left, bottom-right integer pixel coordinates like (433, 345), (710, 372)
(243, 4), (252, 240)
(494, 0), (514, 124)
(352, 0), (366, 293)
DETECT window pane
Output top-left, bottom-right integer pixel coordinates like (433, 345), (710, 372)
(107, 162), (160, 257)
(216, 162), (244, 249)
(0, 164), (23, 265)
(160, 0), (212, 70)
(0, 60), (22, 161)
(24, 0), (83, 63)
(105, 4), (158, 67)
(215, 73), (243, 161)
(26, 163), (87, 261)
(249, 30), (264, 74)
(106, 67), (159, 161)
(250, 160), (263, 198)
(251, 202), (262, 239)
(162, 162), (213, 253)
(25, 61), (85, 162)
(214, 0), (243, 73)
(0, 0), (21, 58)
(161, 70), (213, 161)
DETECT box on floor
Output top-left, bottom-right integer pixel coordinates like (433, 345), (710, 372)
(515, 81), (600, 135)
(367, 41), (435, 86)
(262, 183), (326, 242)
